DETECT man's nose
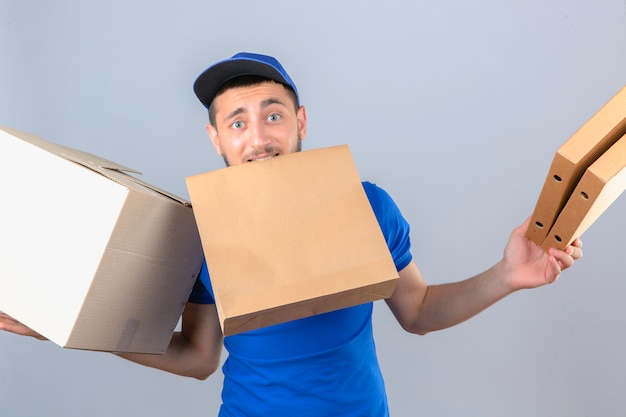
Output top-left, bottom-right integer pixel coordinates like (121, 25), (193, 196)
(248, 121), (270, 147)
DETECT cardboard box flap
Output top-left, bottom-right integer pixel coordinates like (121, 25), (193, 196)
(0, 126), (190, 207)
(60, 150), (142, 175)
(123, 175), (192, 207)
(61, 152), (191, 206)
(0, 126), (141, 174)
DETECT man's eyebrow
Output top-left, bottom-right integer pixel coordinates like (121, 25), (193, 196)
(261, 97), (288, 108)
(223, 107), (246, 123)
(221, 97), (288, 124)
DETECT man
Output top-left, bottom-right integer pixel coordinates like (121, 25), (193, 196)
(1, 52), (582, 416)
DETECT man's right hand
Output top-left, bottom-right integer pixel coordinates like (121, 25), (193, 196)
(0, 313), (47, 340)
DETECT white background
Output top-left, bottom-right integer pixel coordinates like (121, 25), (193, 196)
(2, 1), (626, 416)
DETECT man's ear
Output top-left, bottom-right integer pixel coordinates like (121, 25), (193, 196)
(297, 105), (307, 140)
(206, 123), (223, 155)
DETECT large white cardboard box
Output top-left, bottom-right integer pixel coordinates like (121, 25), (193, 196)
(0, 126), (204, 353)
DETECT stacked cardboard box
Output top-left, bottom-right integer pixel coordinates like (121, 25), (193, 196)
(526, 86), (626, 251)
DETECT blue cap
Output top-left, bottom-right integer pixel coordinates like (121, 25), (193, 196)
(193, 52), (299, 109)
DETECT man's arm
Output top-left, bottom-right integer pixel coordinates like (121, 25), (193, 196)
(116, 302), (223, 380)
(386, 218), (583, 335)
(1, 302), (223, 380)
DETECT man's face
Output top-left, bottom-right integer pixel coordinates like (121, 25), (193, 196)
(206, 81), (307, 167)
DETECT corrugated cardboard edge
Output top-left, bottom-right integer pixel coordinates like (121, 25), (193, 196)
(526, 86), (626, 246)
(541, 131), (626, 251)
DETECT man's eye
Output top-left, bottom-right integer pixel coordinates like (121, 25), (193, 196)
(267, 113), (281, 122)
(232, 121), (244, 129)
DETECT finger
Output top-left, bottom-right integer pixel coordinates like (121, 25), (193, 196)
(0, 313), (19, 327)
(566, 239), (583, 260)
(545, 253), (562, 284)
(0, 313), (47, 340)
(551, 248), (574, 271)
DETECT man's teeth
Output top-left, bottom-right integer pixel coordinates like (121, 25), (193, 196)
(251, 155), (277, 162)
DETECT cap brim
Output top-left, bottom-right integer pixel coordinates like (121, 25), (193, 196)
(193, 58), (290, 109)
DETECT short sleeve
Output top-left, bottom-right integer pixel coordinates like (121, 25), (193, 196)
(187, 260), (216, 304)
(362, 181), (413, 271)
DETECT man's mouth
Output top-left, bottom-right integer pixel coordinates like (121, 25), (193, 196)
(248, 153), (279, 162)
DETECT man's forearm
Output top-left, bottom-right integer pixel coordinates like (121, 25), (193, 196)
(413, 261), (516, 334)
(114, 303), (224, 380)
(115, 332), (221, 380)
